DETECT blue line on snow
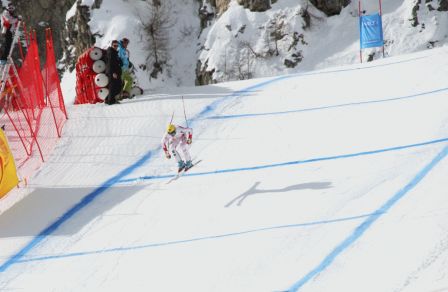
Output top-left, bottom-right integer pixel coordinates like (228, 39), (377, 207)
(0, 54), (434, 273)
(119, 137), (448, 184)
(287, 144), (448, 291)
(205, 87), (448, 120)
(0, 151), (154, 273)
(15, 213), (381, 264)
(190, 55), (428, 122)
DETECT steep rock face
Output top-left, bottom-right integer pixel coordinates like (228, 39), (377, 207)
(308, 0), (350, 16)
(211, 0), (231, 16)
(11, 0), (76, 63)
(9, 0), (102, 72)
(410, 0), (447, 29)
(212, 0), (348, 15)
(195, 60), (215, 85)
(439, 0), (448, 11)
(215, 0), (230, 15)
(210, 0), (271, 15)
(61, 0), (102, 72)
(236, 0), (271, 12)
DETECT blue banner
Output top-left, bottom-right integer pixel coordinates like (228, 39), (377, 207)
(359, 13), (384, 49)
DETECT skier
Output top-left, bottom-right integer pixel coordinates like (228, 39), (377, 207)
(162, 124), (193, 172)
(0, 3), (19, 65)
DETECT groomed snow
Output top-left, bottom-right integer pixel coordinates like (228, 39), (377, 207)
(1, 46), (448, 291)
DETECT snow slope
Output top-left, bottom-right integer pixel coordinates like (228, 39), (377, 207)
(1, 46), (448, 291)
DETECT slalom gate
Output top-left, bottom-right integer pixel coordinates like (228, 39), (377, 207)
(0, 26), (67, 181)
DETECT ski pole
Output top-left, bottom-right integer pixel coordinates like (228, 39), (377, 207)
(182, 95), (189, 127)
(169, 111), (174, 125)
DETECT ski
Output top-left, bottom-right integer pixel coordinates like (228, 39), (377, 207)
(183, 159), (202, 173)
(166, 160), (202, 184)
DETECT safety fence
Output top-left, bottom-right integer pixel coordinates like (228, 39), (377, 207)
(75, 47), (107, 104)
(0, 27), (67, 180)
(75, 46), (143, 104)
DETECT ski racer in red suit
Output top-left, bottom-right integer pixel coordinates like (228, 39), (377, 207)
(162, 124), (193, 172)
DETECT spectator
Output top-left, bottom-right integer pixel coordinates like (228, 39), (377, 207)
(0, 4), (19, 65)
(117, 37), (133, 99)
(105, 40), (122, 105)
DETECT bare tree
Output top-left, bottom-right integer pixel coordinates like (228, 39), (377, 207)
(267, 13), (288, 56)
(221, 40), (261, 81)
(239, 40), (261, 58)
(140, 0), (174, 79)
(233, 42), (255, 80)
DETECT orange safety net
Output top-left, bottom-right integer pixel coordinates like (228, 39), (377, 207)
(42, 28), (68, 137)
(0, 28), (67, 180)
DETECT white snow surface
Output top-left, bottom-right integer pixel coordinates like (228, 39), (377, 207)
(1, 45), (448, 291)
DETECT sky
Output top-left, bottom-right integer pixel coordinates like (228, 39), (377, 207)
(1, 44), (448, 291)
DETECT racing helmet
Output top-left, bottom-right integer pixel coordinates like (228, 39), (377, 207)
(167, 124), (176, 135)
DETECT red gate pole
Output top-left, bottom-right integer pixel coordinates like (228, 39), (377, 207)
(41, 64), (61, 138)
(4, 108), (31, 156)
(359, 0), (363, 63)
(46, 28), (67, 119)
(379, 0), (385, 58)
(41, 29), (62, 137)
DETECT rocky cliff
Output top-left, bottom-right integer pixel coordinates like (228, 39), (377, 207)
(7, 0), (102, 72)
(210, 0), (348, 15)
(10, 0), (76, 64)
(61, 0), (102, 72)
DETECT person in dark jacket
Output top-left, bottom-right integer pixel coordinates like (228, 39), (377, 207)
(105, 40), (122, 105)
(0, 4), (19, 64)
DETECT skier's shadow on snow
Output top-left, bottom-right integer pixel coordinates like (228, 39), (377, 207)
(225, 181), (332, 207)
